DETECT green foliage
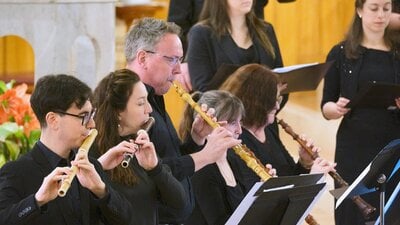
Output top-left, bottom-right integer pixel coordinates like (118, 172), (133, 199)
(0, 80), (40, 168)
(0, 122), (40, 167)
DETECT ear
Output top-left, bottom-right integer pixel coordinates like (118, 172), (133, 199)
(356, 9), (362, 18)
(45, 112), (59, 130)
(137, 50), (147, 68)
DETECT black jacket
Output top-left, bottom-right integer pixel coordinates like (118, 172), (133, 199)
(0, 143), (132, 225)
(146, 85), (197, 224)
(167, 0), (269, 52)
(187, 22), (283, 92)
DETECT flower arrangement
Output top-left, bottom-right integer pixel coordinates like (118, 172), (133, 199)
(0, 80), (40, 167)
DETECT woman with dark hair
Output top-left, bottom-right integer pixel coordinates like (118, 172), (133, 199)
(179, 90), (276, 225)
(220, 64), (335, 193)
(321, 0), (400, 224)
(167, 0), (294, 54)
(186, 0), (284, 93)
(92, 69), (186, 225)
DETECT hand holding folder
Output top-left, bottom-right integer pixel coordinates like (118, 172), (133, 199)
(345, 82), (400, 109)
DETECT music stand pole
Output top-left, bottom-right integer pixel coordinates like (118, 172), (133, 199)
(377, 174), (387, 225)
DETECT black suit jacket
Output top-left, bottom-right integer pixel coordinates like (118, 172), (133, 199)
(145, 85), (196, 223)
(0, 143), (132, 225)
(186, 22), (283, 92)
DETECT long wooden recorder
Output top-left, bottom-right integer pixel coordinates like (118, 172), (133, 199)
(58, 129), (98, 197)
(277, 118), (376, 219)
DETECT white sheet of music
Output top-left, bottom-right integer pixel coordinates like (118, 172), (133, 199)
(296, 175), (327, 225)
(272, 62), (318, 73)
(336, 163), (371, 209)
(226, 175), (326, 225)
(225, 182), (263, 225)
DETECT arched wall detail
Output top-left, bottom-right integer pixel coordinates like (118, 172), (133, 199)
(0, 0), (115, 88)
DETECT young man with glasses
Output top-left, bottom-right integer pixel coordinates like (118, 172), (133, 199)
(125, 17), (241, 224)
(0, 74), (132, 225)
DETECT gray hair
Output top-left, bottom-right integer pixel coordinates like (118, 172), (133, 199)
(196, 90), (245, 123)
(179, 90), (245, 140)
(124, 17), (181, 63)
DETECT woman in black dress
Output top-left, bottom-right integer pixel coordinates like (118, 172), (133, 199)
(179, 90), (247, 225)
(321, 0), (400, 224)
(186, 0), (284, 92)
(92, 69), (187, 225)
(220, 64), (336, 194)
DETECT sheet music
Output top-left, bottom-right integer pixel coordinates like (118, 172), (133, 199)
(262, 184), (294, 193)
(336, 163), (371, 209)
(226, 174), (326, 225)
(272, 62), (318, 73)
(295, 174), (327, 225)
(225, 182), (263, 225)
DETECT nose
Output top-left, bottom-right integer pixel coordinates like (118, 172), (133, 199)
(146, 101), (153, 114)
(377, 8), (385, 18)
(86, 117), (96, 129)
(172, 62), (182, 74)
(236, 124), (242, 136)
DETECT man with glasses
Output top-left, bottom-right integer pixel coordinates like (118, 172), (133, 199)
(0, 74), (132, 225)
(54, 108), (97, 127)
(125, 17), (241, 224)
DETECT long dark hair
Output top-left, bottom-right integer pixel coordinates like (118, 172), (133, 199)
(93, 69), (141, 186)
(220, 64), (278, 129)
(198, 0), (276, 59)
(344, 0), (398, 59)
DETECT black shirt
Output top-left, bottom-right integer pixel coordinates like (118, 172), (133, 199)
(146, 85), (196, 223)
(37, 141), (82, 225)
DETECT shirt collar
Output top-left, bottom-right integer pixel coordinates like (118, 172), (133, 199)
(36, 140), (76, 168)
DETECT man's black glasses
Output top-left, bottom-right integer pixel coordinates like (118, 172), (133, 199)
(55, 108), (96, 126)
(145, 50), (183, 66)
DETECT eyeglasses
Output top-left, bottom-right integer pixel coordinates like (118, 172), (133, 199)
(55, 108), (97, 126)
(145, 50), (183, 66)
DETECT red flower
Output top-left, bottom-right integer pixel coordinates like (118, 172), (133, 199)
(0, 83), (39, 136)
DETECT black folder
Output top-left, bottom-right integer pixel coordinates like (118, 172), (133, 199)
(345, 82), (400, 109)
(273, 61), (333, 94)
(209, 62), (333, 94)
(226, 174), (326, 225)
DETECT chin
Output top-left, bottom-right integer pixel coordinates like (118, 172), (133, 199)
(267, 117), (275, 125)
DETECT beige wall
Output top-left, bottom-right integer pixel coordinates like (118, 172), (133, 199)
(266, 0), (354, 65)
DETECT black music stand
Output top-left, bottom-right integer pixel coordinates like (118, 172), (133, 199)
(226, 174), (326, 225)
(334, 139), (400, 225)
(373, 176), (400, 225)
